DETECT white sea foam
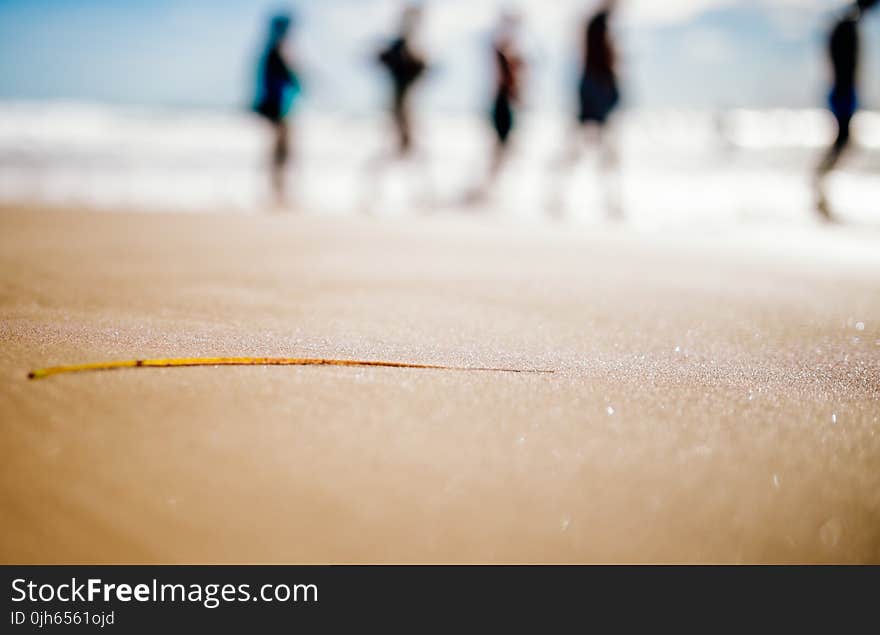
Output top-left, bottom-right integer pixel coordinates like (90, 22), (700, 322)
(0, 100), (877, 226)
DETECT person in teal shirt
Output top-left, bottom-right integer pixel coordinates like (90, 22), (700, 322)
(254, 13), (302, 208)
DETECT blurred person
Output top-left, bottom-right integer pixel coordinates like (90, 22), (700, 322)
(254, 13), (302, 209)
(485, 12), (527, 195)
(462, 11), (528, 207)
(815, 0), (878, 222)
(464, 11), (527, 205)
(579, 1), (620, 132)
(378, 5), (427, 156)
(363, 5), (431, 213)
(548, 1), (622, 219)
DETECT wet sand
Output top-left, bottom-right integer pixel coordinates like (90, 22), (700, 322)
(1, 205), (879, 563)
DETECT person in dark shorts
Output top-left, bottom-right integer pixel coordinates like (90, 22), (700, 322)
(463, 12), (526, 205)
(253, 13), (302, 208)
(579, 3), (619, 127)
(362, 5), (431, 214)
(489, 12), (525, 181)
(547, 1), (622, 219)
(815, 0), (877, 221)
(378, 6), (427, 156)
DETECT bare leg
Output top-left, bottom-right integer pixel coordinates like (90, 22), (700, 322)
(598, 123), (623, 220)
(270, 121), (290, 209)
(465, 139), (510, 207)
(546, 124), (588, 218)
(394, 97), (413, 156)
(488, 140), (510, 187)
(361, 103), (416, 215)
(815, 147), (841, 223)
(814, 115), (851, 223)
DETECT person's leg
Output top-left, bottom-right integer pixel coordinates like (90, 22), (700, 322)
(395, 96), (413, 157)
(271, 121), (290, 208)
(361, 102), (408, 215)
(815, 113), (851, 221)
(462, 97), (512, 207)
(546, 122), (590, 218)
(597, 121), (623, 219)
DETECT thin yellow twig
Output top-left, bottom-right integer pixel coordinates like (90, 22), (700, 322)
(27, 357), (554, 380)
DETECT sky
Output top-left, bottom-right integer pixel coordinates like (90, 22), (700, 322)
(0, 0), (877, 112)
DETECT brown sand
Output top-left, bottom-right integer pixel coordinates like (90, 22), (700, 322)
(1, 206), (879, 563)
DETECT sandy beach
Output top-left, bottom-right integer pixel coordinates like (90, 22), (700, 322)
(1, 205), (879, 563)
